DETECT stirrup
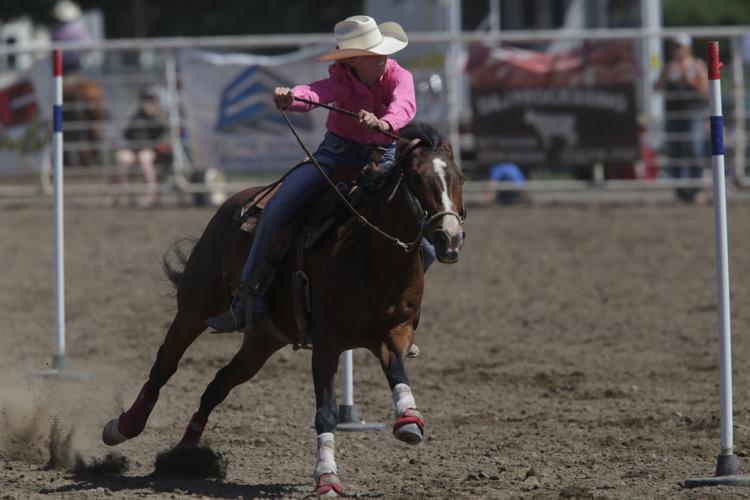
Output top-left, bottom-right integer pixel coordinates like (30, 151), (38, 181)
(293, 332), (313, 351)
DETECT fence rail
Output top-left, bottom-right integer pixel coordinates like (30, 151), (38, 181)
(1, 26), (749, 204)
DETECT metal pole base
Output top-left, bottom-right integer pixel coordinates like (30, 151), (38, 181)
(32, 355), (90, 381)
(684, 454), (750, 488)
(336, 404), (385, 432)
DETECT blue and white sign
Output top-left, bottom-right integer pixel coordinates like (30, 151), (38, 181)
(180, 48), (328, 173)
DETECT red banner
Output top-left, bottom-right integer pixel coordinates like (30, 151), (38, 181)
(468, 41), (639, 168)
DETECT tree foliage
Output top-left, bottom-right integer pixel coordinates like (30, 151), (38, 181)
(0, 0), (58, 25)
(7, 0), (748, 40)
(662, 0), (750, 26)
(1, 1), (363, 38)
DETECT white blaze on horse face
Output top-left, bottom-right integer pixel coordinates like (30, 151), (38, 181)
(393, 383), (417, 416)
(431, 158), (462, 236)
(314, 432), (337, 480)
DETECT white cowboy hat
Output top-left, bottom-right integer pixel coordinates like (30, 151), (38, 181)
(53, 0), (82, 22)
(672, 33), (693, 48)
(319, 15), (408, 62)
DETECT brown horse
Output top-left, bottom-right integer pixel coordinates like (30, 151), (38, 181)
(101, 123), (465, 496)
(62, 75), (106, 167)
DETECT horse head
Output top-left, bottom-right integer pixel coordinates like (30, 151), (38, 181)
(397, 123), (466, 264)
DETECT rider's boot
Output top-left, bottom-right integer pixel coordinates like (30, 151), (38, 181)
(206, 285), (252, 333)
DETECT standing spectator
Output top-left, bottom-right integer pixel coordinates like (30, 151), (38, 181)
(655, 34), (709, 203)
(51, 0), (91, 72)
(111, 86), (168, 208)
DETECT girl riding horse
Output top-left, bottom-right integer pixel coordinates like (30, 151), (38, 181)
(102, 16), (466, 496)
(207, 15), (438, 334)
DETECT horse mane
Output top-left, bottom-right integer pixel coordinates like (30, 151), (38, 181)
(397, 122), (444, 151)
(357, 122), (445, 191)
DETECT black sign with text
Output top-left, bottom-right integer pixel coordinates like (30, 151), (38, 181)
(467, 41), (639, 168)
(472, 85), (638, 167)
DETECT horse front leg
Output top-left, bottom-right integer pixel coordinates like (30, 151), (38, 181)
(379, 326), (424, 445)
(311, 346), (344, 497)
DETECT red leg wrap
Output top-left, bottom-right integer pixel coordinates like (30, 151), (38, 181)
(117, 382), (159, 439)
(393, 408), (425, 436)
(314, 472), (343, 496)
(179, 412), (208, 445)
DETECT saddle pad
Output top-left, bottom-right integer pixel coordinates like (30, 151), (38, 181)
(240, 183), (282, 233)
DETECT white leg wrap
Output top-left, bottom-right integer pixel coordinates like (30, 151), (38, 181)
(392, 383), (417, 416)
(314, 432), (337, 480)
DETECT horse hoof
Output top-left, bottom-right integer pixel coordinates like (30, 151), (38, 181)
(176, 439), (200, 449)
(394, 422), (423, 445)
(102, 418), (128, 446)
(407, 343), (420, 358)
(315, 472), (343, 497)
(393, 408), (424, 445)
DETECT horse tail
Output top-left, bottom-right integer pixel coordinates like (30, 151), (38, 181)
(162, 238), (196, 289)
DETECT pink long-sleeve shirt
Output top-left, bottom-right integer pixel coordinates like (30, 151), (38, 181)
(289, 59), (416, 146)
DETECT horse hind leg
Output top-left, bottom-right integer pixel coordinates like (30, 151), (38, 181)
(103, 310), (206, 446)
(177, 332), (286, 447)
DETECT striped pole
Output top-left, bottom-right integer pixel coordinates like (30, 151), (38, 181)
(33, 50), (87, 381)
(707, 41), (736, 476)
(684, 41), (749, 487)
(52, 49), (67, 371)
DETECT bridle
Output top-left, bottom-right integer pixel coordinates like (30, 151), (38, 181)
(278, 97), (465, 252)
(392, 136), (466, 244)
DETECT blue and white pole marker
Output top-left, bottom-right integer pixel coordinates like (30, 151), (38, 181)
(53, 49), (67, 371)
(682, 41), (750, 489)
(34, 49), (88, 381)
(707, 40), (737, 477)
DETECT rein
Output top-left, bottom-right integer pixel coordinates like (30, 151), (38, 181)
(277, 100), (425, 252)
(292, 96), (410, 144)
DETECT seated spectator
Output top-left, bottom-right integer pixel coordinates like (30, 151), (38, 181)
(111, 86), (168, 208)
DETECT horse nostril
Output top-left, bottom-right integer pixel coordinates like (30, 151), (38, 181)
(432, 231), (449, 247)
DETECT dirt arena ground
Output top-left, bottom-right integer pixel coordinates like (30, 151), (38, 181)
(5, 201), (750, 499)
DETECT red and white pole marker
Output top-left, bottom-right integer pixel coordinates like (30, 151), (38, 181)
(707, 40), (735, 474)
(684, 41), (749, 488)
(34, 49), (88, 381)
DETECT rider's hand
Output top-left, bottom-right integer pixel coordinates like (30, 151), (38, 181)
(274, 87), (293, 110)
(358, 110), (389, 131)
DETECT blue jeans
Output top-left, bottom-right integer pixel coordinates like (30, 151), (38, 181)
(666, 116), (706, 201)
(241, 132), (436, 311)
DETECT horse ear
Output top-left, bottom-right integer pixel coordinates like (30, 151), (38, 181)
(440, 141), (454, 159)
(397, 138), (421, 159)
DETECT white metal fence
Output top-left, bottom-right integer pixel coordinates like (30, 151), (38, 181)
(0, 26), (748, 204)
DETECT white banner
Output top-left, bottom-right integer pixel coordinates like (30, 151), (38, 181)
(179, 48), (329, 173)
(0, 58), (52, 175)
